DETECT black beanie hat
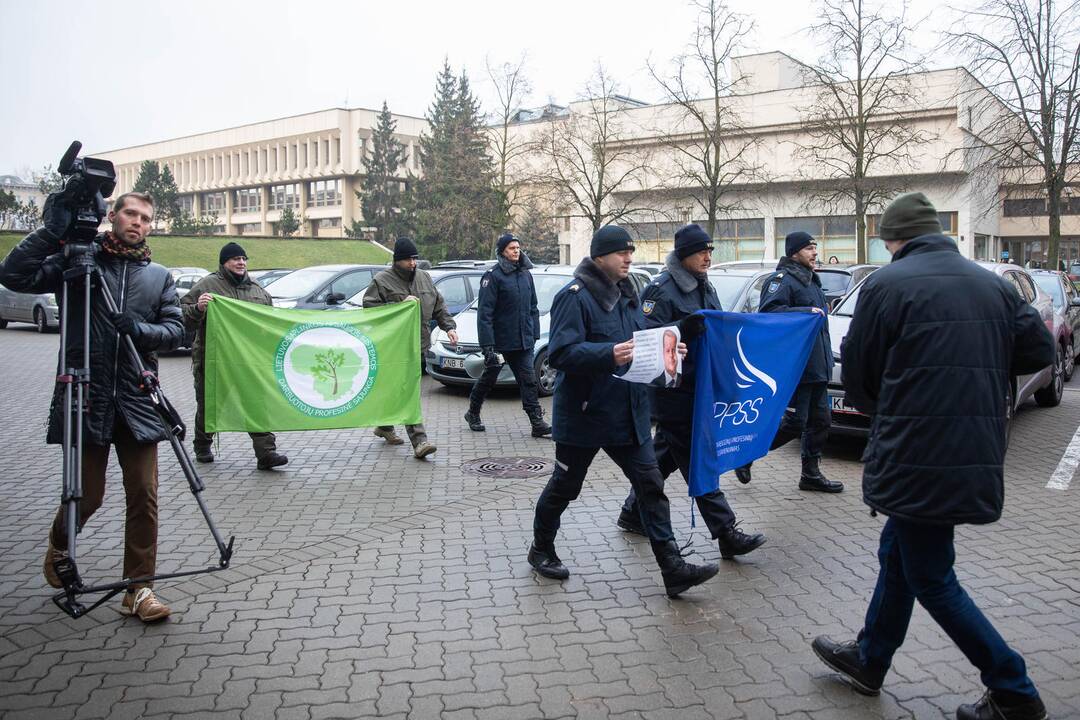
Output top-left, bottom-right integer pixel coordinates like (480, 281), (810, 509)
(219, 242), (247, 266)
(879, 192), (942, 241)
(393, 237), (419, 262)
(785, 231), (814, 257)
(590, 225), (634, 258)
(674, 223), (713, 260)
(496, 232), (518, 256)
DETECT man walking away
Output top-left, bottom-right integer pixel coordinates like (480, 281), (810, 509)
(181, 242), (289, 470)
(363, 237), (458, 459)
(735, 231), (842, 492)
(465, 232), (551, 437)
(811, 192), (1052, 720)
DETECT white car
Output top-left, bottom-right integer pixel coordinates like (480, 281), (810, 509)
(0, 284), (59, 332)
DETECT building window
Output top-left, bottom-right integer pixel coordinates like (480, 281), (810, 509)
(234, 188), (261, 214)
(201, 192), (225, 216)
(1064, 196), (1080, 215)
(318, 217), (341, 228)
(865, 211), (957, 262)
(775, 216), (858, 263)
(269, 183), (300, 210)
(178, 195), (194, 216)
(1004, 198), (1047, 216)
(712, 218), (766, 261)
(308, 179), (342, 207)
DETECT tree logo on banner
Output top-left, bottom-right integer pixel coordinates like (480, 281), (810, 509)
(274, 323), (378, 417)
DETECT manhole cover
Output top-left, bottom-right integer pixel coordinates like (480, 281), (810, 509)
(462, 456), (553, 478)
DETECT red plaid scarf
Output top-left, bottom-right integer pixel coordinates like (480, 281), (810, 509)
(100, 231), (151, 262)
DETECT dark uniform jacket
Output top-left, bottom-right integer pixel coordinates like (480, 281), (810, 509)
(842, 234), (1054, 525)
(180, 266), (273, 371)
(640, 252), (721, 420)
(362, 265), (456, 354)
(549, 258), (650, 447)
(477, 253), (540, 352)
(758, 256), (834, 384)
(0, 229), (183, 445)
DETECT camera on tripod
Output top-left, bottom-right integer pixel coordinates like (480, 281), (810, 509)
(56, 141), (117, 248)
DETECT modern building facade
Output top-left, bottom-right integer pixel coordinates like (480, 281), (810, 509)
(95, 107), (426, 238)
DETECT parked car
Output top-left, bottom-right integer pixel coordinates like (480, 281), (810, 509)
(269, 264), (387, 309)
(172, 269), (210, 299)
(825, 261), (1058, 437)
(815, 264), (879, 305)
(339, 267), (489, 321)
(168, 266), (209, 280)
(1030, 269), (1080, 381)
(0, 283), (59, 332)
(706, 263), (775, 312)
(434, 260), (497, 270)
(631, 263), (665, 277)
(249, 268), (294, 287)
(426, 265), (651, 396)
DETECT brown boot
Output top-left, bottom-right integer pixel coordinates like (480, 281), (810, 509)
(43, 536), (66, 589)
(121, 588), (172, 622)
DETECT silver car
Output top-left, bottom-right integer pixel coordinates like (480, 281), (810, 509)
(0, 283), (59, 332)
(826, 261), (1057, 436)
(426, 266), (651, 395)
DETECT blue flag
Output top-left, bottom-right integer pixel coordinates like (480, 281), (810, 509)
(689, 310), (824, 496)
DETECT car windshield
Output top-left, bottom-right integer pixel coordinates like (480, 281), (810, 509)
(535, 274), (573, 314)
(816, 270), (852, 294)
(706, 272), (753, 310)
(268, 268), (338, 298)
(1033, 274), (1064, 309)
(833, 283), (862, 316)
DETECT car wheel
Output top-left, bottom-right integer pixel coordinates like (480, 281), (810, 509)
(534, 349), (556, 397)
(1065, 341), (1076, 382)
(1034, 344), (1064, 407)
(33, 307), (47, 334)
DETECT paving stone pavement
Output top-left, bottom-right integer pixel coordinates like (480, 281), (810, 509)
(1, 325), (1078, 720)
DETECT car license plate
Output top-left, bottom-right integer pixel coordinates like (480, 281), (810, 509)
(441, 357), (465, 369)
(830, 396), (860, 414)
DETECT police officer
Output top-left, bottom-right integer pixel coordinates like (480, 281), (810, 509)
(735, 231), (842, 492)
(464, 233), (552, 437)
(528, 225), (719, 598)
(617, 224), (766, 559)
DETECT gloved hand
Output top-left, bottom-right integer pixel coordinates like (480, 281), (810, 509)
(677, 313), (706, 342)
(482, 346), (501, 368)
(42, 192), (74, 240)
(111, 311), (142, 340)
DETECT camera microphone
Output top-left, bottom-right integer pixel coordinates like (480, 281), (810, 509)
(59, 141), (82, 175)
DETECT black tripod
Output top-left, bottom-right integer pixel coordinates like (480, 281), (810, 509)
(51, 243), (233, 618)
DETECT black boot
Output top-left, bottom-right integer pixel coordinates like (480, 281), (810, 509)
(651, 540), (719, 598)
(957, 691), (1047, 720)
(616, 507), (646, 536)
(716, 523), (766, 559)
(195, 448), (214, 463)
(734, 463), (752, 484)
(528, 411), (552, 438)
(799, 456), (843, 493)
(257, 452), (289, 470)
(464, 410), (485, 432)
(528, 540), (569, 579)
(811, 636), (885, 696)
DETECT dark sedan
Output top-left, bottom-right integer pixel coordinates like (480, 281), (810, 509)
(1031, 269), (1080, 381)
(269, 264), (387, 310)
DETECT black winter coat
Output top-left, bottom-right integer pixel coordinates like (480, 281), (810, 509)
(0, 230), (184, 445)
(548, 258), (651, 447)
(842, 235), (1054, 525)
(759, 256), (834, 384)
(477, 253), (540, 352)
(640, 252), (721, 421)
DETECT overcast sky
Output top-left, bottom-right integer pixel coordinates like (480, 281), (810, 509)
(1, 0), (960, 177)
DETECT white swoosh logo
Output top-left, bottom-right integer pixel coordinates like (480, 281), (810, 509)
(732, 327), (777, 396)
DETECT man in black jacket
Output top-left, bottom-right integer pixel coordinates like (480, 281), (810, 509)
(617, 224), (765, 560)
(528, 225), (718, 598)
(735, 231), (842, 492)
(811, 193), (1052, 720)
(0, 192), (184, 622)
(464, 233), (551, 437)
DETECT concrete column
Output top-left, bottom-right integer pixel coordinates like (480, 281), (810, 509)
(763, 216), (777, 261)
(260, 185), (269, 235)
(299, 180), (310, 236)
(225, 188), (235, 235)
(192, 191), (202, 219)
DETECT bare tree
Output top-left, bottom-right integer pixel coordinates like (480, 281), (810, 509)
(532, 65), (653, 232)
(794, 0), (928, 263)
(486, 54), (533, 236)
(649, 0), (763, 243)
(950, 0), (1080, 265)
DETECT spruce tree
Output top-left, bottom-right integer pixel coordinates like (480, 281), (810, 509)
(359, 102), (407, 245)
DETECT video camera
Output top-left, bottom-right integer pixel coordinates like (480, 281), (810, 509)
(56, 141), (116, 246)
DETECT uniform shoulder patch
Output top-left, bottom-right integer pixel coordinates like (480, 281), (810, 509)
(568, 283), (581, 292)
(767, 280), (781, 294)
(642, 300), (656, 314)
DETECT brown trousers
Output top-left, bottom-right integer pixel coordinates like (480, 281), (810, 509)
(49, 419), (159, 588)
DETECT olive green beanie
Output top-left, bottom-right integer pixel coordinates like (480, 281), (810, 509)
(879, 192), (942, 241)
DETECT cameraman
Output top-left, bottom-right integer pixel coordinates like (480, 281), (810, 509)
(0, 191), (184, 622)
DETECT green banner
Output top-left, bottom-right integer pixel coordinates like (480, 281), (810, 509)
(204, 297), (422, 432)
